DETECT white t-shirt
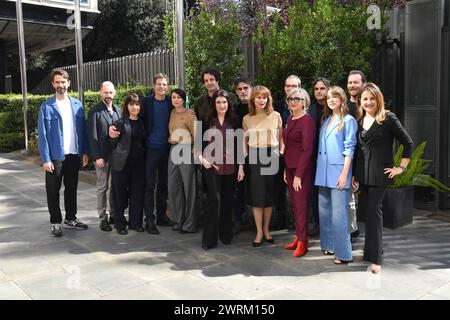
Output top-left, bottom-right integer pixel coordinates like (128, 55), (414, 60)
(56, 97), (78, 155)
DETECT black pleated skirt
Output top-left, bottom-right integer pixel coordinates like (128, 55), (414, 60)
(246, 147), (279, 207)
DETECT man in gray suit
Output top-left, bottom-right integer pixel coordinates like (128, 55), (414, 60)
(88, 81), (121, 231)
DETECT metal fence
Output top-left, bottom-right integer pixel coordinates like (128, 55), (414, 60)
(31, 49), (175, 94)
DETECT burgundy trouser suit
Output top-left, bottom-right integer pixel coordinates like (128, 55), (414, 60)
(285, 168), (312, 242)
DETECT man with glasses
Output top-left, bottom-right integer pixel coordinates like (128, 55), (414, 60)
(232, 77), (252, 234)
(273, 75), (302, 230)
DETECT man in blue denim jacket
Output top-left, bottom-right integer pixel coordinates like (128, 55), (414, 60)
(38, 70), (89, 237)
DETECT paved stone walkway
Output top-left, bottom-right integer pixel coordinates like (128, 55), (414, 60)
(0, 153), (449, 300)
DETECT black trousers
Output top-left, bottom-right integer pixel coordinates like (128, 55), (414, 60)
(358, 184), (387, 265)
(112, 161), (145, 230)
(202, 169), (234, 247)
(233, 179), (246, 224)
(144, 148), (169, 224)
(274, 157), (287, 213)
(45, 154), (80, 224)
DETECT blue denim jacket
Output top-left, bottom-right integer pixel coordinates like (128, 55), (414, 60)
(38, 96), (89, 163)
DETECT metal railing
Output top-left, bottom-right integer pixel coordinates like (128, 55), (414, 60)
(31, 49), (175, 94)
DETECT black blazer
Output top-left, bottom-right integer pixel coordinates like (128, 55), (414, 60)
(110, 117), (146, 171)
(354, 112), (413, 186)
(87, 101), (121, 161)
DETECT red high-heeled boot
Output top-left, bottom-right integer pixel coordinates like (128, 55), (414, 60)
(293, 241), (308, 257)
(284, 237), (298, 250)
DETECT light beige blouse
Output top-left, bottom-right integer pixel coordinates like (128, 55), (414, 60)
(168, 110), (196, 145)
(243, 110), (282, 148)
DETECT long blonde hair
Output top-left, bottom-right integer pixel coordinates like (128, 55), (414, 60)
(356, 83), (388, 124)
(324, 86), (348, 131)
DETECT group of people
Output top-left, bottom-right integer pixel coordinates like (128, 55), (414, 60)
(37, 68), (413, 274)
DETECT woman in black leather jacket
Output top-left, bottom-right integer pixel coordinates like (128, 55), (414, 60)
(110, 93), (147, 235)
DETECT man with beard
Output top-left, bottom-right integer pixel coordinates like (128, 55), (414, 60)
(88, 81), (121, 232)
(347, 70), (366, 117)
(38, 70), (89, 237)
(347, 70), (367, 241)
(232, 77), (252, 234)
(193, 67), (237, 123)
(307, 77), (331, 237)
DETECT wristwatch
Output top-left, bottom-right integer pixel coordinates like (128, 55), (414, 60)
(399, 165), (407, 172)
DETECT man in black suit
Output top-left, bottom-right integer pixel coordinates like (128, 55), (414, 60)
(347, 70), (367, 241)
(307, 77), (331, 237)
(232, 77), (252, 234)
(88, 81), (121, 232)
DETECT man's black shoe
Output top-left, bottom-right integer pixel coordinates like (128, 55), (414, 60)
(117, 229), (128, 235)
(99, 219), (112, 232)
(156, 217), (173, 227)
(51, 224), (63, 237)
(351, 229), (360, 242)
(145, 222), (160, 235)
(179, 229), (197, 234)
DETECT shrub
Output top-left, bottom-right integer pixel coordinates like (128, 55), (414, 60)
(254, 0), (385, 98)
(0, 132), (24, 153)
(0, 85), (153, 153)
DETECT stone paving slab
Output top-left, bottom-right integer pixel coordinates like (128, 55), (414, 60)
(1, 152), (450, 300)
(0, 281), (31, 300)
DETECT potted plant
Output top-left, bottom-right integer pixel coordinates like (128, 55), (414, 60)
(383, 142), (450, 229)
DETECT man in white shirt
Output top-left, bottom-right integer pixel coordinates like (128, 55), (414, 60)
(38, 70), (89, 237)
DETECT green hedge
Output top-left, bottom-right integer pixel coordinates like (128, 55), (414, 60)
(0, 85), (154, 153)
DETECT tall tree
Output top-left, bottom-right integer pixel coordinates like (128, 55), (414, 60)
(83, 0), (166, 61)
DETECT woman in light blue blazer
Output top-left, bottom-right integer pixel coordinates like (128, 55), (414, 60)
(315, 86), (357, 264)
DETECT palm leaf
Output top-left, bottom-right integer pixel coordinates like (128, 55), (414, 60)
(391, 142), (450, 192)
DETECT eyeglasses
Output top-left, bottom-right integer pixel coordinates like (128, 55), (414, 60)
(287, 97), (305, 103)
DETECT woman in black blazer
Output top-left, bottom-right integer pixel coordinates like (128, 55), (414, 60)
(353, 83), (413, 273)
(110, 93), (147, 234)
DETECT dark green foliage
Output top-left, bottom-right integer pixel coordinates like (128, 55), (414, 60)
(254, 0), (383, 98)
(81, 0), (166, 61)
(0, 132), (24, 153)
(391, 142), (450, 192)
(164, 0), (244, 98)
(0, 86), (153, 153)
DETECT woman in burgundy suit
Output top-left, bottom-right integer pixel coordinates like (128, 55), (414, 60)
(282, 88), (316, 257)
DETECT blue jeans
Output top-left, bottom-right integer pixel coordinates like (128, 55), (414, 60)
(318, 187), (352, 261)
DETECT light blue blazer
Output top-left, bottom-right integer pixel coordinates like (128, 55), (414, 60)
(314, 114), (357, 189)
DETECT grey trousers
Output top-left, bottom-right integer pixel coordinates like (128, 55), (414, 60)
(168, 147), (198, 232)
(95, 161), (115, 220)
(349, 191), (358, 232)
